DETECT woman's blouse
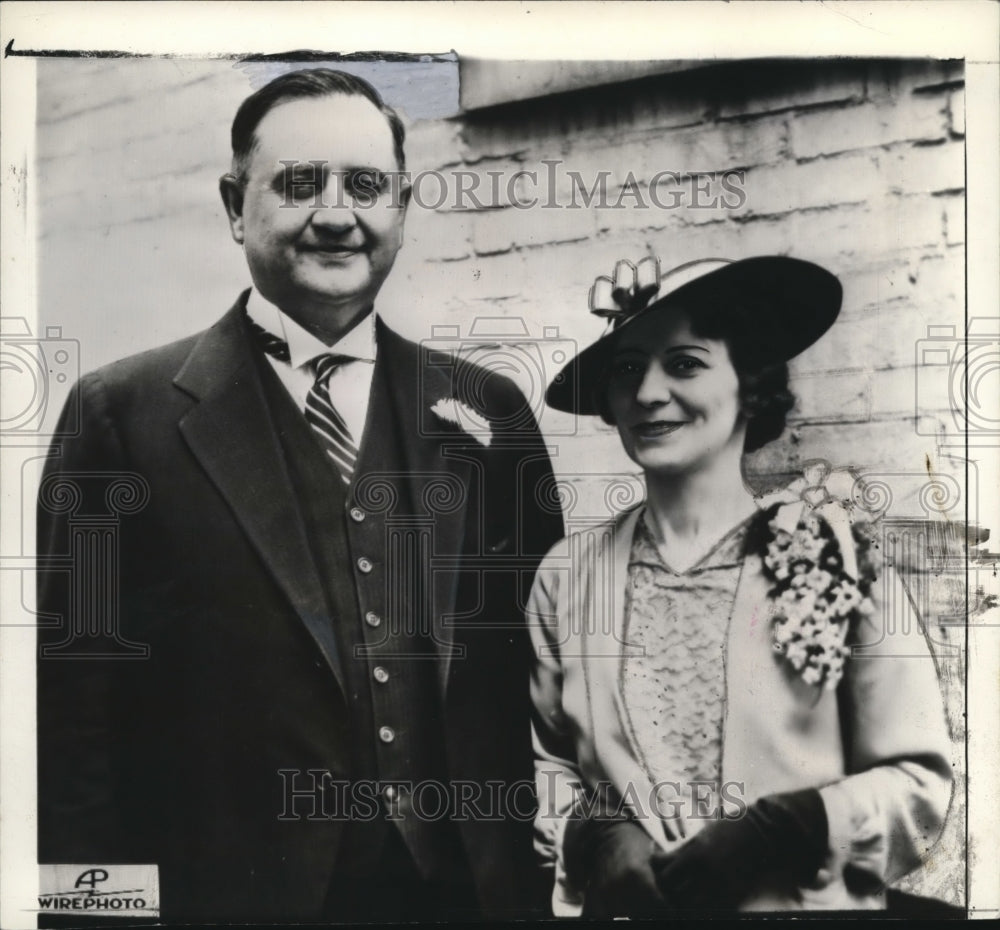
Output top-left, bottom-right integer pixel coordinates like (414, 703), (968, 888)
(620, 509), (751, 821)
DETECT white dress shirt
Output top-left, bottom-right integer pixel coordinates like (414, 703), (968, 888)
(245, 288), (377, 447)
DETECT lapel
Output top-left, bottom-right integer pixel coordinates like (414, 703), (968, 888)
(173, 296), (346, 698)
(369, 321), (474, 694)
(722, 500), (843, 803)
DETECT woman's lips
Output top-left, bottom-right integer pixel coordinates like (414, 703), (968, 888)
(631, 421), (687, 439)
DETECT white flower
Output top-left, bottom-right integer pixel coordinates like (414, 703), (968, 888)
(803, 514), (823, 537)
(763, 510), (862, 690)
(831, 583), (863, 614)
(812, 598), (834, 621)
(769, 525), (793, 548)
(805, 567), (834, 592)
(801, 665), (822, 686)
(430, 397), (493, 447)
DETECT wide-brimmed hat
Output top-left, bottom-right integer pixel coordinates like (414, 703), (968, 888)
(545, 255), (842, 415)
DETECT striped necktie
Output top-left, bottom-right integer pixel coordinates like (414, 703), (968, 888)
(247, 315), (358, 484)
(305, 354), (358, 485)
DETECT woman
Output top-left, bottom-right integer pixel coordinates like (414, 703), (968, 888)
(529, 256), (953, 916)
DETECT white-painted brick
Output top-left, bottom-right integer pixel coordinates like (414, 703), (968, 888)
(911, 254), (965, 306)
(778, 205), (878, 267)
(547, 142), (631, 200)
(470, 208), (519, 256)
(718, 64), (864, 118)
(789, 96), (947, 159)
(883, 142), (965, 195)
(629, 115), (787, 174)
(948, 89), (965, 137)
(749, 419), (945, 475)
(405, 120), (464, 172)
(866, 59), (964, 99)
(38, 71), (241, 164)
(942, 197), (965, 245)
(724, 217), (796, 257)
(871, 195), (947, 252)
(624, 89), (713, 134)
(711, 115), (788, 168)
(405, 207), (472, 262)
(873, 366), (952, 419)
(604, 219), (750, 269)
(788, 369), (873, 423)
(793, 315), (882, 375)
(743, 153), (881, 216)
(593, 198), (677, 237)
(839, 261), (920, 317)
(38, 59), (243, 127)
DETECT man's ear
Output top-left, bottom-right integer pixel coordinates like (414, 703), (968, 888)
(219, 174), (246, 244)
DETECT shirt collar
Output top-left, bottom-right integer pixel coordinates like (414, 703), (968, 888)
(246, 288), (378, 370)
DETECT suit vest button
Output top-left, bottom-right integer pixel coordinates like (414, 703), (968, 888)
(373, 666), (389, 683)
(378, 726), (395, 744)
(349, 507), (366, 522)
(357, 557), (374, 573)
(365, 611), (382, 628)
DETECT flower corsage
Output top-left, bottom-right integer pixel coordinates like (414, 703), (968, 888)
(756, 505), (879, 690)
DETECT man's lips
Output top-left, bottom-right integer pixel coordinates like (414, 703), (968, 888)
(631, 420), (688, 438)
(300, 241), (366, 256)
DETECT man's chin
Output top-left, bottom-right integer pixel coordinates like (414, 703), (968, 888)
(295, 271), (375, 306)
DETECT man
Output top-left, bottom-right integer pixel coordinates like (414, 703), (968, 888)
(37, 69), (563, 923)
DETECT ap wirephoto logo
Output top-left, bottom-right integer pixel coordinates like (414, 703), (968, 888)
(37, 864), (159, 917)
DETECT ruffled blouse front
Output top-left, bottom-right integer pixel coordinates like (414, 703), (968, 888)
(619, 508), (752, 822)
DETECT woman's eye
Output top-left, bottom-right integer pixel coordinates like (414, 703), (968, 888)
(669, 356), (706, 373)
(610, 359), (645, 379)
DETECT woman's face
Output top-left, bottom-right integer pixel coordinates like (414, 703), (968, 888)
(605, 309), (747, 477)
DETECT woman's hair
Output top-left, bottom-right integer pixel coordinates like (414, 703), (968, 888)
(595, 289), (796, 452)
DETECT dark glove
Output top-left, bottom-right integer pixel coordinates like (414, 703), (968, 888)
(563, 804), (669, 918)
(651, 788), (828, 911)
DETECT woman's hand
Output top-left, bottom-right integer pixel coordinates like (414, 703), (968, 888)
(651, 788), (829, 910)
(563, 807), (669, 918)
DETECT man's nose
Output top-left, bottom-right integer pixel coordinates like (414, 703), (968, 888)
(634, 362), (672, 407)
(309, 173), (359, 230)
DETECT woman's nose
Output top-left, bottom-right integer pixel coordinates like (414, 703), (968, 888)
(634, 362), (672, 407)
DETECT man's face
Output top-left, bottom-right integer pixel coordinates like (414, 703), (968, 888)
(223, 93), (407, 333)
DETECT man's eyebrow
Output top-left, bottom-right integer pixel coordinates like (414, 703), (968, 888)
(272, 162), (392, 174)
(274, 162), (325, 176)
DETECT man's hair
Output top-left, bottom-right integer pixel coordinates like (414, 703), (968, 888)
(595, 292), (797, 453)
(229, 68), (406, 183)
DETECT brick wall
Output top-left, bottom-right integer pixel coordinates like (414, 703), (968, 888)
(37, 57), (967, 510)
(390, 59), (967, 519)
(35, 56), (967, 905)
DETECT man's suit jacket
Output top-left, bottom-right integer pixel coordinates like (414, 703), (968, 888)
(37, 297), (564, 921)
